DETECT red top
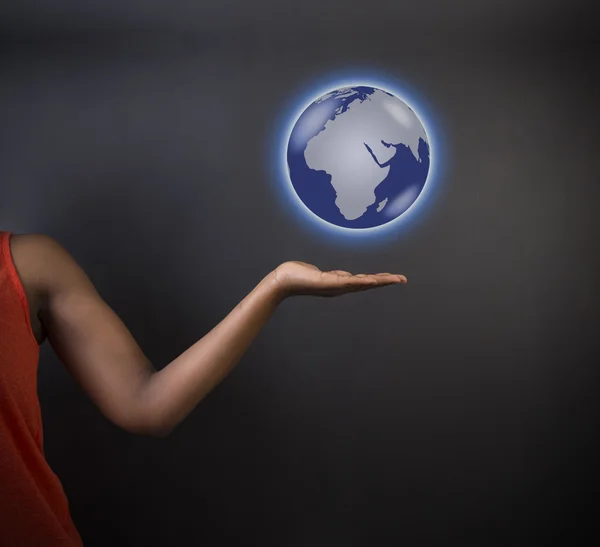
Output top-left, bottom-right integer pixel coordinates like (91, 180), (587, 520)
(0, 231), (83, 546)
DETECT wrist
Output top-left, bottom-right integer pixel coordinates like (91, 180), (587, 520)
(255, 270), (287, 304)
(263, 269), (290, 303)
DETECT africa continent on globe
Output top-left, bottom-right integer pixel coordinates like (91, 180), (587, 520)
(287, 86), (430, 229)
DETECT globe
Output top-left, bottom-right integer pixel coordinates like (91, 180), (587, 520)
(287, 86), (430, 229)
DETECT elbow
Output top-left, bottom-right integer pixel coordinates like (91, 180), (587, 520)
(147, 424), (174, 438)
(130, 418), (175, 438)
(123, 421), (174, 438)
(145, 410), (178, 438)
(113, 389), (176, 437)
(117, 412), (175, 438)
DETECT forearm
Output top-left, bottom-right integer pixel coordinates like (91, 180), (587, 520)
(137, 271), (284, 435)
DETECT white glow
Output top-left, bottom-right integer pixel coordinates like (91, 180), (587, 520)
(277, 75), (440, 237)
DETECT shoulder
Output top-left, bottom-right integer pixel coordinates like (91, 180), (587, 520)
(9, 233), (64, 280)
(9, 232), (59, 254)
(9, 233), (93, 300)
(8, 232), (57, 274)
(9, 232), (60, 252)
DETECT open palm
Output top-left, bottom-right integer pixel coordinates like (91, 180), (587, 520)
(272, 261), (407, 298)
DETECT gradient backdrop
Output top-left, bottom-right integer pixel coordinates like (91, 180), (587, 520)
(1, 1), (599, 546)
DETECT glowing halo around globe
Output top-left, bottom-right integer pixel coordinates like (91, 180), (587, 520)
(272, 74), (442, 242)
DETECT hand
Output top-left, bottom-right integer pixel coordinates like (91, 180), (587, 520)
(271, 261), (407, 298)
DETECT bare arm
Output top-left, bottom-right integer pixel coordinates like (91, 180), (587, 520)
(135, 272), (283, 435)
(24, 235), (406, 436)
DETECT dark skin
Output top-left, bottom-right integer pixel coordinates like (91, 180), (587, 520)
(9, 233), (407, 436)
(11, 236), (47, 345)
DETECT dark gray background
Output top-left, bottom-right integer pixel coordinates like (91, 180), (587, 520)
(1, 1), (599, 546)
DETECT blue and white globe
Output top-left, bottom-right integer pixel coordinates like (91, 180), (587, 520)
(287, 86), (430, 229)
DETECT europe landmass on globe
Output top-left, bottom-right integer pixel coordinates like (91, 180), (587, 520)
(287, 86), (430, 229)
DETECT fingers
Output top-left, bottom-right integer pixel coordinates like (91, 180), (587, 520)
(331, 271), (405, 280)
(324, 270), (407, 292)
(376, 273), (407, 284)
(352, 273), (406, 284)
(372, 272), (407, 282)
(343, 276), (385, 289)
